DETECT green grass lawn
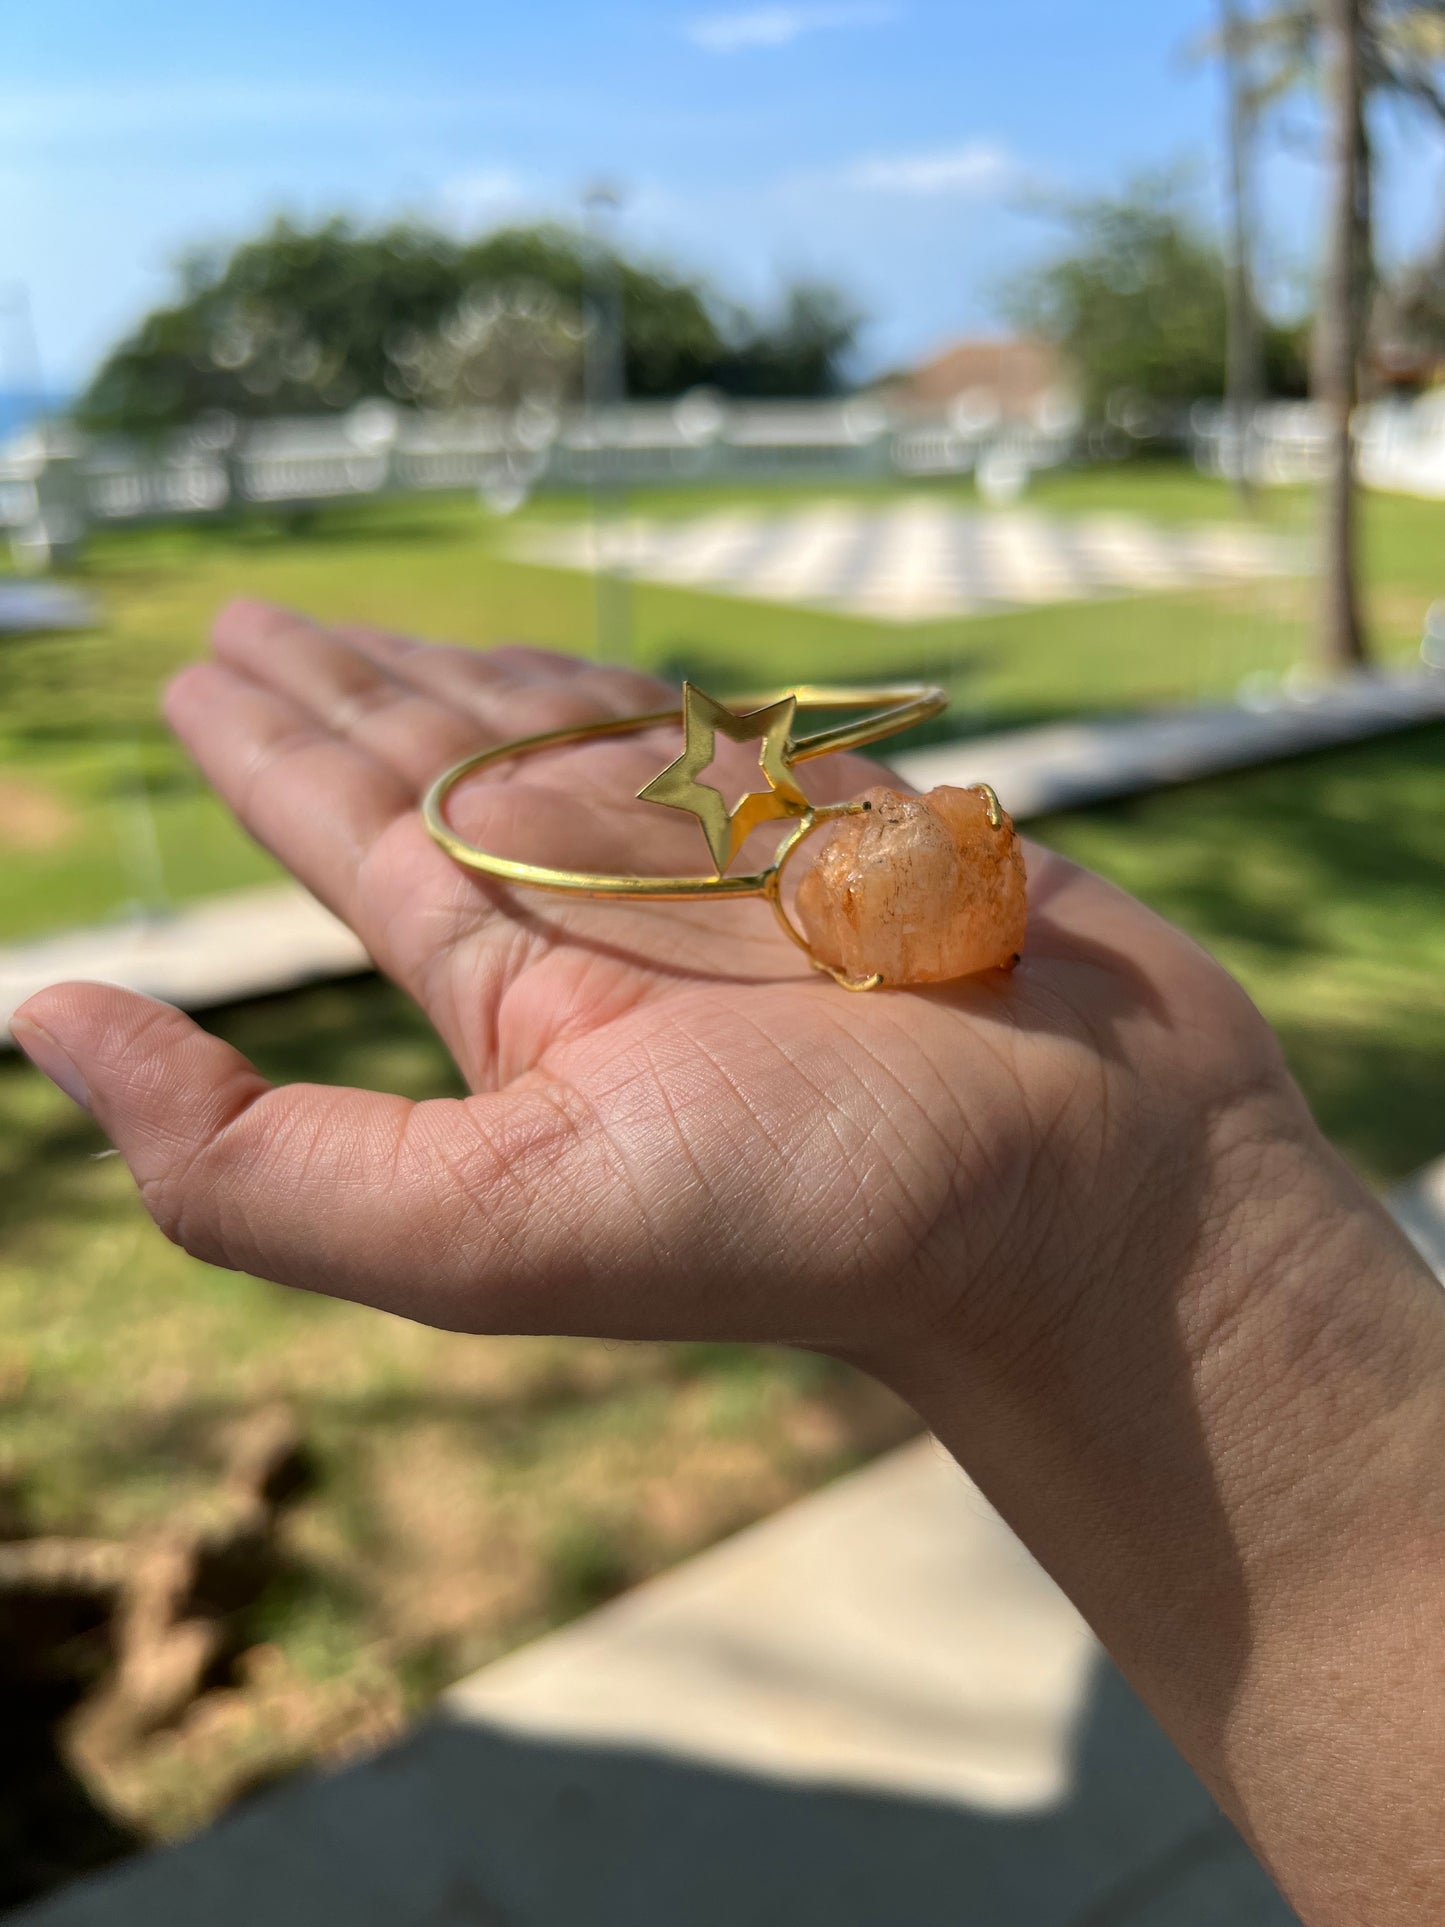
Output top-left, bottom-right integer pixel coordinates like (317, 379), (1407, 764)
(1, 463), (1438, 942)
(1, 464), (1441, 1861)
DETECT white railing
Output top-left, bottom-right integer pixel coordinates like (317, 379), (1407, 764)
(1191, 394), (1445, 497)
(1358, 391), (1445, 498)
(86, 454), (230, 518)
(0, 397), (1078, 566)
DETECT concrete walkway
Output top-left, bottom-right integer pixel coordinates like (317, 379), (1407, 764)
(0, 883), (369, 1043)
(0, 581), (97, 633)
(900, 661), (1445, 817)
(4, 665), (1441, 1041)
(1393, 1156), (1445, 1279)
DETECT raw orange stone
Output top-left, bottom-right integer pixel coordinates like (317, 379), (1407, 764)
(794, 785), (1027, 987)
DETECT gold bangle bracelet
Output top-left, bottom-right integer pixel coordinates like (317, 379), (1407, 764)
(421, 681), (951, 990)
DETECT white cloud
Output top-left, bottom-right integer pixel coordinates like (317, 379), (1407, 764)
(685, 4), (897, 55)
(840, 141), (1020, 197)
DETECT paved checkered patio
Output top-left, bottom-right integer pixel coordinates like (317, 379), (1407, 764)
(514, 502), (1305, 623)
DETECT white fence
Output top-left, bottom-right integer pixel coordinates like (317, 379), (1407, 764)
(0, 398), (1075, 568)
(15, 388), (1439, 570)
(1191, 392), (1445, 498)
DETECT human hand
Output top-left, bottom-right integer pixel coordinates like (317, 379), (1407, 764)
(11, 600), (1297, 1381)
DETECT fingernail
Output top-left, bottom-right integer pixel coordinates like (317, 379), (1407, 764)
(10, 1018), (91, 1112)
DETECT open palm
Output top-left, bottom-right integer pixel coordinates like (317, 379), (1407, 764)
(16, 601), (1286, 1375)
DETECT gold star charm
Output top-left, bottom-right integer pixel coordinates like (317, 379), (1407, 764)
(638, 683), (809, 874)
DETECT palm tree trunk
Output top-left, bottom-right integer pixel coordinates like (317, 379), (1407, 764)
(1220, 0), (1263, 507)
(1314, 0), (1370, 668)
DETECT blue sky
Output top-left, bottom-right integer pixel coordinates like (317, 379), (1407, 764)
(4, 0), (1442, 390)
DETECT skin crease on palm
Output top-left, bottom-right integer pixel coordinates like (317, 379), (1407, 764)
(11, 599), (1445, 1927)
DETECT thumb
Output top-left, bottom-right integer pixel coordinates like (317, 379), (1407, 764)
(9, 983), (602, 1330)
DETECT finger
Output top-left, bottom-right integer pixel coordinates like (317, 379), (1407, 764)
(212, 601), (493, 792)
(339, 620), (675, 736)
(336, 627), (597, 684)
(205, 601), (674, 813)
(219, 604), (882, 818)
(215, 601), (679, 798)
(350, 631), (879, 819)
(323, 616), (899, 808)
(9, 983), (629, 1333)
(164, 647), (734, 1066)
(164, 656), (576, 1085)
(217, 603), (695, 824)
(162, 659), (451, 936)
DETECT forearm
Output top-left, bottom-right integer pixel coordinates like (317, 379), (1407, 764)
(878, 1084), (1445, 1927)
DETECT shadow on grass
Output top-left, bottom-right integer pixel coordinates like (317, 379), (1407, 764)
(75, 497), (481, 564)
(0, 1329), (871, 1536)
(0, 1683), (140, 1914)
(0, 1075), (124, 1242)
(1034, 726), (1444, 961)
(1033, 724), (1445, 1181)
(0, 634), (178, 756)
(1269, 1021), (1442, 1183)
(208, 977), (465, 1095)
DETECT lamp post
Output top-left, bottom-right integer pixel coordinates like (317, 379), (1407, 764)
(582, 181), (633, 664)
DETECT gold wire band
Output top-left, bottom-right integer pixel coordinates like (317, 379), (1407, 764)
(422, 681), (949, 991)
(421, 683), (947, 901)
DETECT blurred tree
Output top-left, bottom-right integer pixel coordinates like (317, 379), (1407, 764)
(75, 220), (859, 434)
(1213, 0), (1445, 666)
(1004, 179), (1309, 428)
(451, 226), (725, 400)
(712, 283), (864, 397)
(1377, 227), (1445, 368)
(78, 220), (464, 432)
(388, 282), (585, 410)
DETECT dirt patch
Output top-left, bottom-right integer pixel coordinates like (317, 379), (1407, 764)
(0, 1406), (315, 1904)
(368, 1425), (545, 1649)
(0, 1337), (919, 1891)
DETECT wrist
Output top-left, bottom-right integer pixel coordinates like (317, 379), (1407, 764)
(862, 1062), (1320, 1411)
(867, 1074), (1445, 1926)
(875, 1066), (1436, 1580)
